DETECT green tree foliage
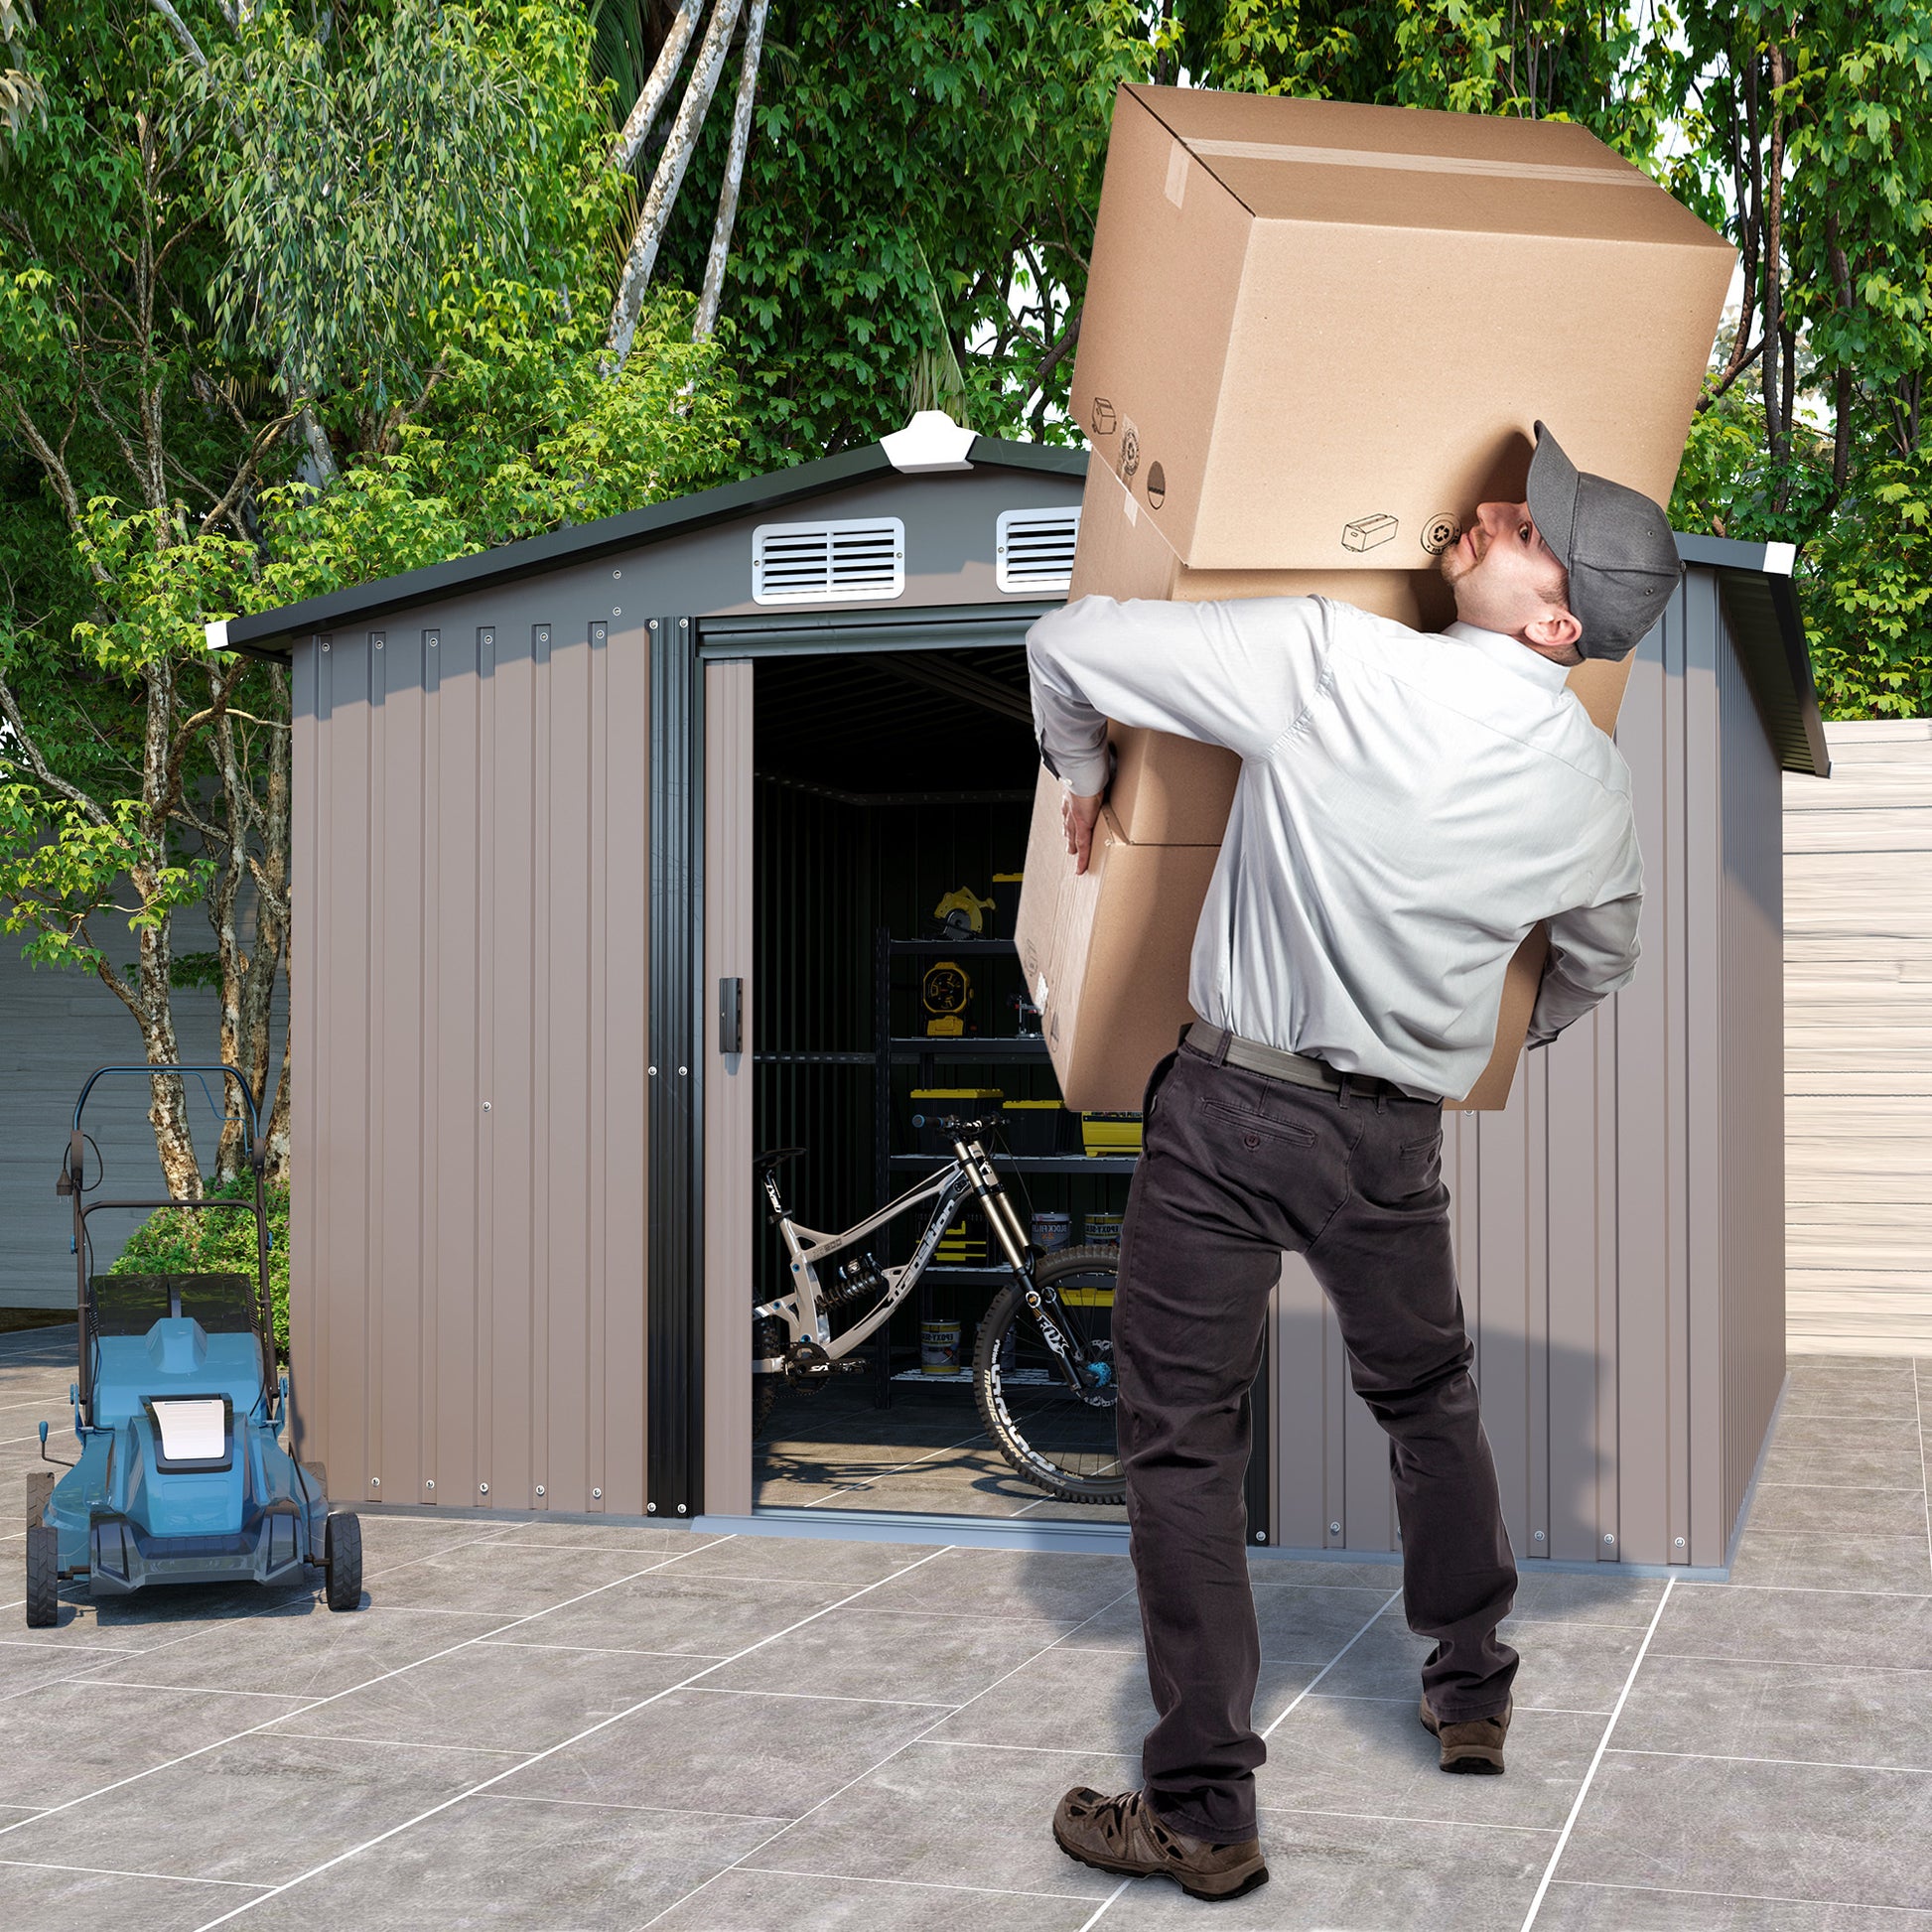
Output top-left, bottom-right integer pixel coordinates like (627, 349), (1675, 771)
(0, 0), (747, 1188)
(643, 2), (1152, 466)
(110, 1173), (292, 1361)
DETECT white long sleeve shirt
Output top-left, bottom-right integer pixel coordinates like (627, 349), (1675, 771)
(1026, 594), (1643, 1103)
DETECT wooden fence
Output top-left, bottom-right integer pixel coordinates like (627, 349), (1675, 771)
(1784, 718), (1932, 1355)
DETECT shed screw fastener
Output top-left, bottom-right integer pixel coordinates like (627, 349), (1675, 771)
(613, 569), (621, 579)
(370, 1477), (379, 1487)
(614, 608), (621, 617)
(647, 1502), (657, 1513)
(1253, 1531), (1267, 1545)
(482, 1101), (491, 1112)
(321, 641), (330, 652)
(535, 1486), (544, 1498)
(592, 1488), (602, 1500)
(648, 1065), (658, 1076)
(675, 1503), (687, 1515)
(678, 1066), (688, 1076)
(1603, 1533), (1616, 1546)
(479, 1484), (488, 1496)
(1675, 1537), (1686, 1549)
(1329, 1522), (1342, 1535)
(1533, 1530), (1546, 1541)
(425, 1480), (435, 1491)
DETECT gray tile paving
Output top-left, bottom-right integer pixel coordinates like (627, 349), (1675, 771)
(1535, 1881), (1932, 1929)
(0, 1861), (268, 1928)
(651, 1864), (1099, 1929)
(700, 1604), (1081, 1704)
(1613, 1654), (1932, 1769)
(0, 1731), (507, 1885)
(1556, 1749), (1932, 1910)
(271, 1793), (782, 1928)
(493, 1684), (947, 1819)
(737, 1738), (1130, 1899)
(3, 1332), (1931, 1928)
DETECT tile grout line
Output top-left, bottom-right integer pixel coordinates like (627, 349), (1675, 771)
(1257, 1588), (1406, 1740)
(1078, 1878), (1137, 1927)
(0, 1856), (268, 1890)
(0, 1534), (745, 1849)
(634, 1571), (1154, 1929)
(183, 1542), (960, 1930)
(1069, 1585), (1415, 1932)
(1518, 1573), (1676, 1932)
(1609, 1745), (1932, 1776)
(747, 1862), (1122, 1905)
(1549, 1874), (1932, 1915)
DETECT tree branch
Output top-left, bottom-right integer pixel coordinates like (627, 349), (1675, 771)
(693, 0), (770, 342)
(145, 0), (208, 69)
(609, 0), (705, 175)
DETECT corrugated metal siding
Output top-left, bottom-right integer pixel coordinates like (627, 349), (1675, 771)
(1278, 566), (1784, 1569)
(290, 619), (650, 1512)
(1783, 717), (1932, 1353)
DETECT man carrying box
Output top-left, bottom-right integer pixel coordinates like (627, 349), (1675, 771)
(1033, 424), (1678, 1903)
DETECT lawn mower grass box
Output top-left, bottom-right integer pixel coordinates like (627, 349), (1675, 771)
(1018, 87), (1731, 1116)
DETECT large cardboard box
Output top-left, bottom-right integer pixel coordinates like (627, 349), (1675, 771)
(1014, 772), (1220, 1117)
(1073, 86), (1734, 571)
(1020, 86), (1724, 1116)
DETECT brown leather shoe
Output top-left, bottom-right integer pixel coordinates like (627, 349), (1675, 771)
(1052, 1786), (1268, 1901)
(1420, 1694), (1512, 1773)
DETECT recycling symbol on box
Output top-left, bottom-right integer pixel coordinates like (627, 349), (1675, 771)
(1421, 512), (1462, 557)
(1119, 426), (1141, 483)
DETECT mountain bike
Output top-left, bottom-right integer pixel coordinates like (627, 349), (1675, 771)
(752, 1116), (1124, 1504)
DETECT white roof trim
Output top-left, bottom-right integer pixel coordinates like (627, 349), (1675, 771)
(881, 410), (975, 474)
(204, 619), (231, 652)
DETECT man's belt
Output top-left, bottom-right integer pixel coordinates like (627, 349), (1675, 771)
(1184, 1022), (1433, 1103)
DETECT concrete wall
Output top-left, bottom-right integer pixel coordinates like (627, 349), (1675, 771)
(1784, 717), (1932, 1355)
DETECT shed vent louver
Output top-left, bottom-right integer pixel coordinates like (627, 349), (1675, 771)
(752, 516), (905, 606)
(997, 507), (1081, 594)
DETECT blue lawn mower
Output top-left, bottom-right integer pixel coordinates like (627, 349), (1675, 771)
(25, 1064), (361, 1627)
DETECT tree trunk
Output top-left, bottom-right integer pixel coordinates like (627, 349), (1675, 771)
(604, 0), (744, 374)
(692, 0), (769, 343)
(1760, 42), (1786, 475)
(609, 0), (704, 175)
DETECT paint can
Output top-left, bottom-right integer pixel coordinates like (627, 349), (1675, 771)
(1032, 1210), (1073, 1253)
(920, 1319), (962, 1374)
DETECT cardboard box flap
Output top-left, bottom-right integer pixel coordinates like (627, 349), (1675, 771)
(1131, 86), (1730, 248)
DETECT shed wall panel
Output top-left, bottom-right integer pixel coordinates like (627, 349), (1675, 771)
(292, 603), (651, 1515)
(1282, 567), (1782, 1573)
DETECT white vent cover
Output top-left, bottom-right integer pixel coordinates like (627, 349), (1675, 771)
(997, 507), (1081, 595)
(752, 517), (905, 606)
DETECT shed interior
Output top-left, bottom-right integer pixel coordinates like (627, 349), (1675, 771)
(751, 645), (1130, 1521)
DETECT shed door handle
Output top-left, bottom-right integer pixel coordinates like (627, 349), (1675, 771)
(719, 977), (744, 1055)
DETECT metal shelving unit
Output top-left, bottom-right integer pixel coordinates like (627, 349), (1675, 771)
(870, 923), (1137, 1406)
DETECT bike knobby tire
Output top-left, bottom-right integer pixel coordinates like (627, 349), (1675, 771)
(974, 1242), (1126, 1505)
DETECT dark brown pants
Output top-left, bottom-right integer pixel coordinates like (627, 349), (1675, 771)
(1115, 1037), (1518, 1841)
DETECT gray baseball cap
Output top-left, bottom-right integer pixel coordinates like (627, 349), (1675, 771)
(1526, 421), (1683, 661)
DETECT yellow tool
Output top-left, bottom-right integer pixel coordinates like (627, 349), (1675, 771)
(922, 960), (973, 1037)
(933, 886), (997, 940)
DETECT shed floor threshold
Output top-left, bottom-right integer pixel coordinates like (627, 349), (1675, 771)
(700, 1506), (1733, 1577)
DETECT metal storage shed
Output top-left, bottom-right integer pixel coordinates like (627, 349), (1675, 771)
(219, 423), (1829, 1574)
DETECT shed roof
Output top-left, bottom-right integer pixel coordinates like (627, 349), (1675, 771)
(215, 431), (1828, 777)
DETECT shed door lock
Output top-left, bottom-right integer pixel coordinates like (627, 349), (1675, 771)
(720, 976), (745, 1055)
